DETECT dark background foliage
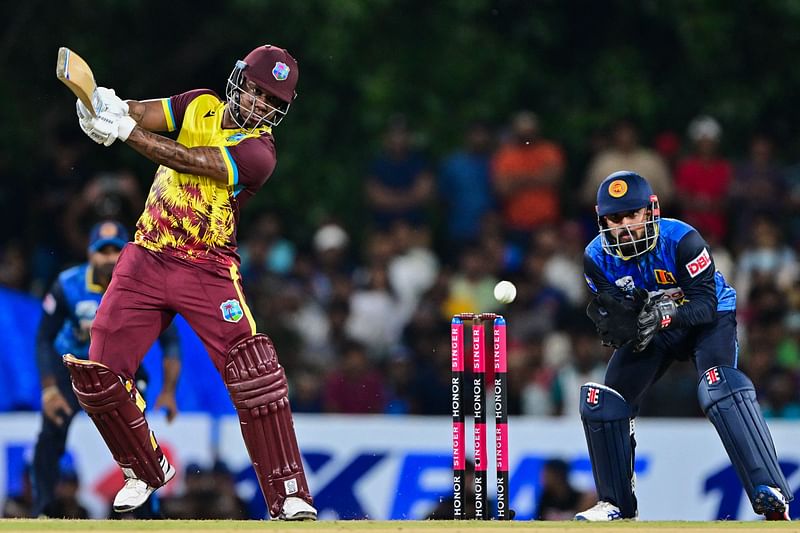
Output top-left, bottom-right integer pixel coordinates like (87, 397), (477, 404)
(4, 0), (800, 242)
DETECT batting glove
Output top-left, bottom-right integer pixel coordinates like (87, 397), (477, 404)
(80, 111), (136, 147)
(93, 86), (129, 116)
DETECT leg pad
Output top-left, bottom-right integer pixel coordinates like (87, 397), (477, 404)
(580, 382), (638, 518)
(698, 366), (793, 504)
(225, 335), (313, 518)
(63, 355), (164, 487)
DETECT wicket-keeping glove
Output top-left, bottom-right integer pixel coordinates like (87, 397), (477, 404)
(634, 294), (677, 352)
(586, 291), (644, 348)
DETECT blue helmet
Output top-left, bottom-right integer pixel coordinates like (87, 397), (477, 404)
(596, 171), (660, 259)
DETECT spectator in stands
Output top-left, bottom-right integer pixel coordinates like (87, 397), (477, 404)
(365, 115), (435, 230)
(239, 211), (296, 284)
(1, 463), (33, 518)
(729, 133), (787, 251)
(62, 171), (143, 263)
(438, 121), (496, 255)
(491, 110), (566, 244)
(40, 469), (88, 519)
(536, 223), (587, 308)
(734, 216), (798, 307)
(582, 118), (673, 211)
(345, 264), (402, 360)
(0, 240), (29, 291)
(535, 458), (593, 520)
(444, 244), (501, 317)
(386, 221), (439, 323)
(761, 372), (800, 419)
(323, 340), (386, 413)
(674, 115), (732, 245)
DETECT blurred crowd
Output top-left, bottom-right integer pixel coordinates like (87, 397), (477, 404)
(5, 111), (800, 421)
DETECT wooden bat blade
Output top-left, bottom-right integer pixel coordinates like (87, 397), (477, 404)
(56, 47), (98, 116)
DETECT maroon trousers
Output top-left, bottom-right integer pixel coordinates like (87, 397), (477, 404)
(89, 243), (257, 377)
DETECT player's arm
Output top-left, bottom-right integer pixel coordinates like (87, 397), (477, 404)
(126, 99), (171, 132)
(36, 282), (68, 389)
(124, 128), (230, 183)
(81, 89), (230, 182)
(583, 254), (641, 348)
(36, 281), (74, 425)
(154, 323), (182, 423)
(669, 231), (718, 327)
(583, 254), (620, 296)
(633, 231), (718, 351)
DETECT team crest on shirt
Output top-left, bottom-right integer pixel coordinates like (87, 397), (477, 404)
(654, 269), (677, 285)
(220, 299), (244, 323)
(272, 61), (290, 81)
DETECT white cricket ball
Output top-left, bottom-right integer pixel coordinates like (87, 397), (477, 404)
(493, 280), (517, 304)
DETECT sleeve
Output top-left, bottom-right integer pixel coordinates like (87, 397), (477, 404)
(672, 230), (718, 327)
(224, 135), (277, 190)
(583, 253), (616, 296)
(156, 323), (182, 361)
(165, 89), (218, 132)
(36, 280), (68, 380)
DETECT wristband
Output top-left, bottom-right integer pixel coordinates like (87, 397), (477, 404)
(118, 116), (137, 142)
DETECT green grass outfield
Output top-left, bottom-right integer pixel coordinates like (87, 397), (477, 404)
(0, 520), (797, 533)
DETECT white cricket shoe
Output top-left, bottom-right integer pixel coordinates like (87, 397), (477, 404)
(113, 456), (176, 513)
(278, 497), (317, 521)
(575, 501), (631, 521)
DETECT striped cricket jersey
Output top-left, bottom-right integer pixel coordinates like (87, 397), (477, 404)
(134, 89), (276, 263)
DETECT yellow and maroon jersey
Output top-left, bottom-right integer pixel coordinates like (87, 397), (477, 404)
(134, 89), (276, 264)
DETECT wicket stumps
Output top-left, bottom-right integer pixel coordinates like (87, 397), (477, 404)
(451, 312), (509, 520)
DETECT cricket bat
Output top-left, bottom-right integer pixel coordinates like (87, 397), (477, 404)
(56, 47), (98, 116)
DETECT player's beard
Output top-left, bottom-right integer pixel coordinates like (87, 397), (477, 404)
(95, 262), (116, 283)
(611, 229), (642, 257)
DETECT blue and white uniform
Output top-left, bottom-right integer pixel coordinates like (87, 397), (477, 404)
(584, 218), (738, 409)
(576, 171), (792, 522)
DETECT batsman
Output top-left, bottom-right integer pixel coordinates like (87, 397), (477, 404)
(578, 171), (793, 521)
(67, 45), (316, 520)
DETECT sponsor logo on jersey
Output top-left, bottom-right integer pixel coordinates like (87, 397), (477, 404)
(654, 269), (677, 285)
(226, 133), (246, 142)
(608, 179), (628, 198)
(220, 299), (244, 323)
(686, 248), (712, 278)
(272, 61), (290, 81)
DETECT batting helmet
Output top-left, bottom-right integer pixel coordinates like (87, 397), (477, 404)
(596, 171), (661, 259)
(226, 45), (299, 129)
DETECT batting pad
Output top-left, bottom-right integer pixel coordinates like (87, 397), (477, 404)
(698, 366), (793, 503)
(62, 355), (166, 487)
(580, 382), (638, 518)
(224, 334), (313, 517)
